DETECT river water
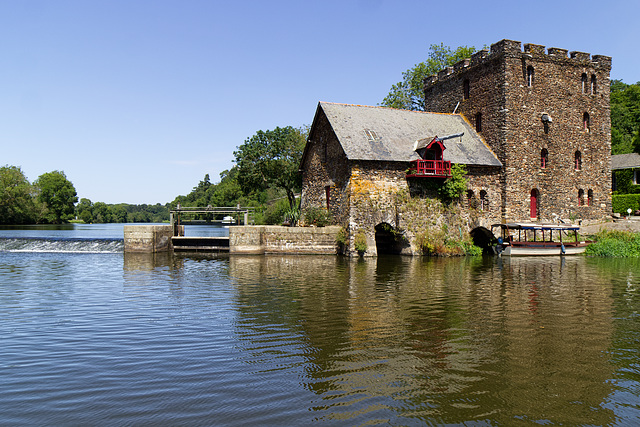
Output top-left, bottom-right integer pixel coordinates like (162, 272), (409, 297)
(1, 224), (639, 425)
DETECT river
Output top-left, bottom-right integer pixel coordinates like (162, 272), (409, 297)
(1, 224), (638, 425)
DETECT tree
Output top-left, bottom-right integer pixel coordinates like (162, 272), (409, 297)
(0, 165), (36, 224)
(234, 126), (307, 209)
(34, 170), (78, 223)
(76, 198), (94, 223)
(610, 80), (640, 154)
(381, 43), (478, 111)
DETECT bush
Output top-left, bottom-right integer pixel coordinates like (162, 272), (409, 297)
(262, 199), (290, 224)
(303, 206), (331, 226)
(585, 230), (640, 257)
(612, 194), (640, 214)
(354, 230), (368, 254)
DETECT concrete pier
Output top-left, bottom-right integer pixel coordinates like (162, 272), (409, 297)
(124, 225), (183, 253)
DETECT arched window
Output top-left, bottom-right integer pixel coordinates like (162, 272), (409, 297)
(467, 190), (476, 208)
(591, 75), (597, 94)
(575, 151), (582, 170)
(581, 73), (587, 93)
(479, 190), (487, 211)
(578, 188), (584, 206)
(463, 79), (470, 100)
(475, 112), (482, 132)
(583, 112), (590, 132)
(541, 148), (548, 168)
(530, 189), (539, 219)
(587, 189), (594, 206)
(527, 66), (534, 87)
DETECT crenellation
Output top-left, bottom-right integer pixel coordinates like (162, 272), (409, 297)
(470, 49), (489, 66)
(523, 43), (545, 55)
(547, 47), (568, 58)
(570, 51), (591, 61)
(591, 55), (612, 68)
(454, 58), (470, 72)
(491, 39), (522, 56)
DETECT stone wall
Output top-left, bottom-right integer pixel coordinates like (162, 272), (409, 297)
(300, 108), (352, 225)
(423, 39), (612, 223)
(229, 225), (342, 255)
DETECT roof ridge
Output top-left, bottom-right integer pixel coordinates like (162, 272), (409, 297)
(319, 101), (460, 116)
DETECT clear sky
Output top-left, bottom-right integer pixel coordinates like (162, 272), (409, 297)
(1, 0), (639, 204)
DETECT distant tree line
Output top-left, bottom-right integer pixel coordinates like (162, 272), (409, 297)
(75, 199), (169, 224)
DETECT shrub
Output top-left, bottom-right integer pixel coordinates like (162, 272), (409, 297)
(303, 206), (331, 226)
(262, 199), (290, 224)
(354, 230), (368, 254)
(438, 164), (468, 203)
(335, 227), (348, 253)
(612, 194), (640, 214)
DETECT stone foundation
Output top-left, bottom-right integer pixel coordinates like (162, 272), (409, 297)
(229, 226), (341, 255)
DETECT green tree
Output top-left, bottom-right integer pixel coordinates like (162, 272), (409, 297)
(610, 80), (640, 154)
(0, 165), (36, 224)
(234, 126), (307, 209)
(381, 43), (478, 111)
(76, 198), (94, 223)
(34, 170), (78, 223)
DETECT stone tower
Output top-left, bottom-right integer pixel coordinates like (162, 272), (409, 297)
(423, 39), (612, 222)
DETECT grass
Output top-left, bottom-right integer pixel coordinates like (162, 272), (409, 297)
(585, 230), (640, 257)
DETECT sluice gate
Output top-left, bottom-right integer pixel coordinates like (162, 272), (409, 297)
(171, 236), (230, 252)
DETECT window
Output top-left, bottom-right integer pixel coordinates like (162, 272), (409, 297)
(591, 75), (597, 94)
(475, 112), (482, 132)
(575, 151), (582, 171)
(581, 73), (587, 93)
(466, 190), (476, 208)
(463, 79), (470, 100)
(587, 189), (594, 206)
(479, 190), (487, 211)
(583, 112), (590, 132)
(634, 170), (639, 185)
(526, 66), (534, 87)
(325, 186), (331, 210)
(578, 189), (584, 206)
(541, 148), (548, 168)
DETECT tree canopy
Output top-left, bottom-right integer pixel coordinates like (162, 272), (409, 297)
(381, 43), (478, 111)
(233, 126), (307, 209)
(34, 171), (78, 223)
(610, 80), (640, 154)
(0, 165), (36, 224)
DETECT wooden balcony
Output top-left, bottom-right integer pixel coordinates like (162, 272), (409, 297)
(406, 159), (451, 178)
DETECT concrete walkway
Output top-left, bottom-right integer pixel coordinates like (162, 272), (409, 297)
(581, 216), (640, 235)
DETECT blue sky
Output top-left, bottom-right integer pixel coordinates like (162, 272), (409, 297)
(1, 0), (639, 204)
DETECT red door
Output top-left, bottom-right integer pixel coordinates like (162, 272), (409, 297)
(530, 189), (538, 219)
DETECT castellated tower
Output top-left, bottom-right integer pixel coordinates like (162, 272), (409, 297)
(423, 39), (612, 222)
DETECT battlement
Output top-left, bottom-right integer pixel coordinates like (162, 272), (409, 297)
(424, 39), (611, 89)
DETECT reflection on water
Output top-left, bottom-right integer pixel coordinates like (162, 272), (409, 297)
(1, 251), (639, 425)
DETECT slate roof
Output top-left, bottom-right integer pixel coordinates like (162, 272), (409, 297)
(313, 102), (502, 167)
(611, 153), (640, 170)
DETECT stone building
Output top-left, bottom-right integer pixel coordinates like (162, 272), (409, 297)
(300, 39), (612, 255)
(300, 102), (501, 255)
(423, 39), (612, 221)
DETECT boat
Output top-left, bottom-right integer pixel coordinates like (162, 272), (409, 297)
(222, 215), (236, 225)
(490, 223), (589, 256)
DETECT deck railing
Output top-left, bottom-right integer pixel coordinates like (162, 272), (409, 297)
(406, 159), (451, 178)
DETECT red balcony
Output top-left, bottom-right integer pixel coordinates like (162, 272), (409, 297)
(406, 159), (451, 178)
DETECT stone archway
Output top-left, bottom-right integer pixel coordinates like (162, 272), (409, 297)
(374, 223), (407, 255)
